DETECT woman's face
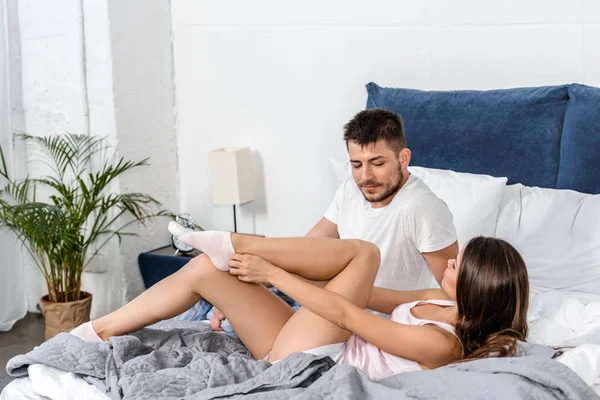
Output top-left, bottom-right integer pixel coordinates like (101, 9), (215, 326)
(441, 250), (462, 300)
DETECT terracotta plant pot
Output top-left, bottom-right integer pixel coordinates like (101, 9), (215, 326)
(40, 291), (93, 340)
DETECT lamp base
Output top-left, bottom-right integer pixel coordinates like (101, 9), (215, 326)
(233, 204), (237, 233)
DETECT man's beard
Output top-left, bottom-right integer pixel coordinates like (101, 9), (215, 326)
(359, 169), (405, 204)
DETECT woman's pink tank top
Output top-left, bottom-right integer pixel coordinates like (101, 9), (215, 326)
(339, 299), (456, 381)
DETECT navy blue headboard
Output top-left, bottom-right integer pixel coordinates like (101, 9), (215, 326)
(366, 82), (600, 194)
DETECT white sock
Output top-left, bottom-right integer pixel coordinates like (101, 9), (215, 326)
(168, 221), (234, 271)
(70, 321), (103, 342)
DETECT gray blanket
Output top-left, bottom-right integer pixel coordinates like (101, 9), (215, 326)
(6, 321), (599, 400)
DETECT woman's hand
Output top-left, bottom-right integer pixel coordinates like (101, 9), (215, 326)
(229, 253), (278, 284)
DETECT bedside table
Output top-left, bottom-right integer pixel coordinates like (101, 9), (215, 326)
(138, 245), (202, 289)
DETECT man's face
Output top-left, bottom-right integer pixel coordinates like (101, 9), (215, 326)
(347, 140), (410, 207)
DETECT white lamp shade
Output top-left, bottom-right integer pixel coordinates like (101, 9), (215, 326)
(208, 147), (255, 205)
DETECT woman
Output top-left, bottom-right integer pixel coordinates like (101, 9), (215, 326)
(72, 222), (529, 380)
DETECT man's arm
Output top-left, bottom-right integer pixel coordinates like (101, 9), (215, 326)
(367, 287), (448, 314)
(407, 194), (459, 288)
(305, 217), (339, 238)
(366, 242), (458, 314)
(422, 241), (459, 287)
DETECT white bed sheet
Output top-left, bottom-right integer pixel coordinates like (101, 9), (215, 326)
(0, 364), (108, 400)
(3, 292), (600, 400)
(528, 291), (600, 347)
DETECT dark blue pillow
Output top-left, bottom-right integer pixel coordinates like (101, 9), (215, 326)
(558, 84), (600, 194)
(365, 83), (569, 188)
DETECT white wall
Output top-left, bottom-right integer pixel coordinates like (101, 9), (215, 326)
(7, 0), (90, 314)
(0, 0), (27, 331)
(106, 0), (179, 301)
(171, 0), (600, 237)
(5, 0), (178, 319)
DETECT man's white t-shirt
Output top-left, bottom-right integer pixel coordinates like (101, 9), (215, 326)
(324, 174), (457, 291)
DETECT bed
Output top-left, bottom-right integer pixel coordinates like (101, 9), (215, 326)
(3, 83), (600, 399)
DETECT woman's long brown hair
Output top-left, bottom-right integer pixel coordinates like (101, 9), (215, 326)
(455, 237), (529, 361)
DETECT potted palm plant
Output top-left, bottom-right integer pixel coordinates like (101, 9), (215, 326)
(0, 134), (167, 339)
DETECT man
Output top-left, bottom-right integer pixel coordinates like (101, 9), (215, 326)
(208, 108), (458, 330)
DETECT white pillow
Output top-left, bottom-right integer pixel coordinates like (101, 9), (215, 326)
(496, 184), (600, 297)
(408, 166), (508, 248)
(329, 157), (350, 187)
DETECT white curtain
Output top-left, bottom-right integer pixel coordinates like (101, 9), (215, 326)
(0, 0), (27, 331)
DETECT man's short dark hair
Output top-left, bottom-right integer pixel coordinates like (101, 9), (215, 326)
(343, 109), (407, 153)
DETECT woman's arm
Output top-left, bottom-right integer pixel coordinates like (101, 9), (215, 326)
(367, 287), (451, 314)
(265, 267), (459, 369)
(230, 254), (459, 368)
(342, 304), (460, 369)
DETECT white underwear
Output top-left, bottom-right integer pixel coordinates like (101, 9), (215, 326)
(303, 342), (345, 363)
(267, 342), (346, 364)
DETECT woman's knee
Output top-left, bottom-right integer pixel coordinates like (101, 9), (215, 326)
(181, 253), (222, 282)
(357, 240), (381, 269)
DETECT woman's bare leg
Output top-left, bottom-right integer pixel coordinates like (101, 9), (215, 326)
(232, 235), (375, 281)
(91, 236), (378, 359)
(92, 255), (294, 358)
(267, 240), (380, 361)
(170, 223), (377, 280)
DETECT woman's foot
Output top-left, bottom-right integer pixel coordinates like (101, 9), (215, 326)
(168, 221), (234, 271)
(69, 321), (104, 342)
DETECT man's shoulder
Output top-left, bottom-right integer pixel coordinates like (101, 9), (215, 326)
(399, 176), (445, 208)
(399, 181), (453, 222)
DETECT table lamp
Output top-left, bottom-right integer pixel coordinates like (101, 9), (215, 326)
(208, 147), (255, 232)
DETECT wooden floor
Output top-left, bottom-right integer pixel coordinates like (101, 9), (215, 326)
(0, 313), (45, 379)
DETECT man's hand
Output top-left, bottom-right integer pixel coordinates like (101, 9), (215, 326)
(209, 308), (226, 331)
